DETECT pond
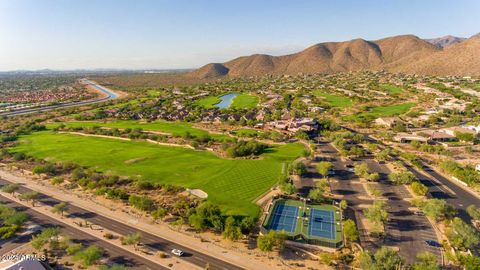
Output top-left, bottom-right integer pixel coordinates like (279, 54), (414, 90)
(214, 93), (238, 109)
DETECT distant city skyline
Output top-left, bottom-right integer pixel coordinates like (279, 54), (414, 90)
(0, 0), (479, 71)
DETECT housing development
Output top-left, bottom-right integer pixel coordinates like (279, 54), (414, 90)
(1, 1), (480, 270)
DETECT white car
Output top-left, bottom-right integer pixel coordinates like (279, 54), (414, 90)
(171, 249), (184, 257)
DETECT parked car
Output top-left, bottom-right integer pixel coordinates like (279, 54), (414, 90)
(425, 240), (441, 248)
(171, 249), (184, 256)
(345, 164), (355, 172)
(414, 211), (425, 216)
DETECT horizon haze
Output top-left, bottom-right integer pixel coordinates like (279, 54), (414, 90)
(0, 0), (479, 71)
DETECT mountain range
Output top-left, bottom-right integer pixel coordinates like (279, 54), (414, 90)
(190, 34), (480, 78)
(425, 35), (466, 48)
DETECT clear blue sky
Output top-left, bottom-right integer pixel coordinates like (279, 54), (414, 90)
(0, 0), (478, 71)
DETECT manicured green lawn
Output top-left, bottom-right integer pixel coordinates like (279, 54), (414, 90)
(380, 84), (404, 94)
(233, 129), (261, 137)
(343, 102), (415, 121)
(196, 93), (258, 109)
(231, 94), (259, 109)
(48, 120), (229, 140)
(195, 96), (221, 109)
(366, 102), (415, 117)
(313, 90), (352, 108)
(13, 131), (305, 217)
(147, 90), (162, 97)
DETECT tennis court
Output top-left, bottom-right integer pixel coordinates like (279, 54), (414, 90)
(262, 199), (343, 248)
(269, 203), (299, 233)
(308, 208), (335, 239)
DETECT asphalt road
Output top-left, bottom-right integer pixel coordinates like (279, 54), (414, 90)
(364, 159), (441, 262)
(364, 132), (480, 223)
(0, 194), (165, 270)
(0, 178), (244, 270)
(406, 163), (476, 222)
(315, 139), (441, 263)
(0, 80), (118, 117)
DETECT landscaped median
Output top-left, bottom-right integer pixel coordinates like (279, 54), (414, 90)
(0, 168), (308, 270)
(0, 184), (199, 270)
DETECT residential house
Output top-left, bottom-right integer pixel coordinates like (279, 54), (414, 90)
(374, 117), (402, 128)
(429, 132), (458, 142)
(441, 126), (477, 137)
(0, 258), (46, 270)
(393, 133), (430, 144)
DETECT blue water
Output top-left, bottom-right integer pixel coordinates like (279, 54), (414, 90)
(93, 84), (118, 99)
(214, 93), (238, 109)
(83, 79), (118, 100)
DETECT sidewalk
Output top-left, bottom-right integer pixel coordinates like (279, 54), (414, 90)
(0, 168), (292, 270)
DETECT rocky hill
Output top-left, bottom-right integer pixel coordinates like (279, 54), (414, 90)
(191, 34), (479, 78)
(395, 34), (480, 76)
(425, 35), (466, 48)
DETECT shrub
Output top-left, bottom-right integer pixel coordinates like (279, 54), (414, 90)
(411, 182), (428, 196)
(226, 140), (268, 157)
(388, 171), (417, 185)
(50, 177), (64, 185)
(128, 195), (154, 212)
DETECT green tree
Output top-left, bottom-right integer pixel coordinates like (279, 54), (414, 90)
(373, 246), (405, 270)
(354, 163), (369, 178)
(455, 131), (475, 142)
(66, 243), (83, 255)
(308, 188), (324, 202)
(316, 161), (333, 178)
(411, 182), (428, 196)
(151, 207), (167, 221)
(223, 216), (242, 241)
(280, 182), (297, 195)
(366, 172), (380, 182)
(376, 149), (390, 162)
(343, 219), (359, 244)
(120, 232), (142, 250)
(128, 195), (154, 212)
(257, 230), (286, 252)
(30, 227), (60, 250)
(4, 212), (28, 226)
(421, 199), (455, 221)
(412, 251), (439, 270)
(446, 217), (480, 250)
(289, 161), (307, 176)
(1, 183), (19, 197)
(460, 255), (480, 270)
(74, 245), (103, 267)
(51, 202), (69, 217)
(357, 250), (375, 270)
(364, 201), (388, 229)
(467, 205), (480, 220)
(20, 191), (40, 206)
(339, 200), (348, 211)
(388, 171), (417, 185)
(188, 202), (224, 232)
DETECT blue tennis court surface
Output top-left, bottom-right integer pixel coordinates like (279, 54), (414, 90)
(308, 209), (335, 239)
(269, 204), (299, 233)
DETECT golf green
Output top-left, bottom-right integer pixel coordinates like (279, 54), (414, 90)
(13, 131), (305, 217)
